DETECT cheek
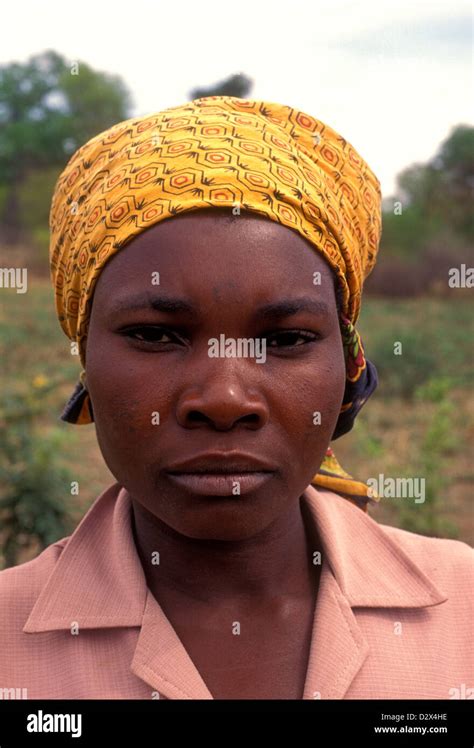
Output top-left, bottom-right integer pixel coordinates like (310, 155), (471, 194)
(84, 329), (175, 445)
(88, 365), (174, 434)
(273, 342), (346, 465)
(275, 337), (345, 415)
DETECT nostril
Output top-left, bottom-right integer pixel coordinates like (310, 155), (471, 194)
(183, 410), (263, 430)
(188, 411), (207, 424)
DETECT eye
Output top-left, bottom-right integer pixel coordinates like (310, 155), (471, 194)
(121, 325), (184, 346)
(266, 330), (318, 348)
(119, 326), (318, 351)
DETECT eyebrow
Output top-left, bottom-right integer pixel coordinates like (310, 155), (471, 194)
(108, 293), (330, 319)
(256, 297), (330, 320)
(108, 293), (196, 317)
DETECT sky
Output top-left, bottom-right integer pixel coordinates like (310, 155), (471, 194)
(2, 0), (472, 197)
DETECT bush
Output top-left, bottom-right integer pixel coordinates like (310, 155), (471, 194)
(397, 398), (458, 538)
(366, 327), (438, 398)
(0, 379), (77, 568)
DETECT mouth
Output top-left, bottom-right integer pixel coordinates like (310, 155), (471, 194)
(165, 471), (275, 496)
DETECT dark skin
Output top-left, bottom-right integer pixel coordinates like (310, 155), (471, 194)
(84, 209), (346, 699)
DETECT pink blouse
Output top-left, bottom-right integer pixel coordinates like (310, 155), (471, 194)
(0, 482), (472, 699)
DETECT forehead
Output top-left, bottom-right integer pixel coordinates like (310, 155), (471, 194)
(93, 209), (336, 304)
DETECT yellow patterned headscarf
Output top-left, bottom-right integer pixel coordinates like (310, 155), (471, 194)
(49, 95), (382, 510)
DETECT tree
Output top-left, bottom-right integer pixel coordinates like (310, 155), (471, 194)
(189, 72), (253, 100)
(393, 125), (474, 246)
(434, 125), (474, 240)
(0, 50), (132, 243)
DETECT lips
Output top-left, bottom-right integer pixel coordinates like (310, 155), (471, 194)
(166, 471), (273, 496)
(165, 451), (276, 474)
(164, 451), (277, 496)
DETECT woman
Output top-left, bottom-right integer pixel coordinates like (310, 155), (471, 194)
(0, 96), (472, 700)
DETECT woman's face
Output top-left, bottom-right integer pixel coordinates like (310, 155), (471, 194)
(85, 210), (346, 540)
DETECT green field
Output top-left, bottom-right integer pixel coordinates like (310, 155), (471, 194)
(1, 277), (473, 566)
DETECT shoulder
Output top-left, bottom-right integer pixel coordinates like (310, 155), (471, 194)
(0, 483), (122, 629)
(320, 487), (473, 600)
(378, 520), (473, 594)
(0, 537), (69, 628)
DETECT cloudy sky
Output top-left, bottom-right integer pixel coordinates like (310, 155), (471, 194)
(3, 0), (472, 196)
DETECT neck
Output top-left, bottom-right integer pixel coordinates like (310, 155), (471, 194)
(131, 495), (320, 606)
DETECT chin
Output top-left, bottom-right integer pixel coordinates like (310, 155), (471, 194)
(164, 502), (278, 542)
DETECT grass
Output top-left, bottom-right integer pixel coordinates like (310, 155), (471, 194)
(1, 278), (473, 565)
(336, 295), (474, 541)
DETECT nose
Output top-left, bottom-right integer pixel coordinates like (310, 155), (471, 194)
(175, 360), (269, 431)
